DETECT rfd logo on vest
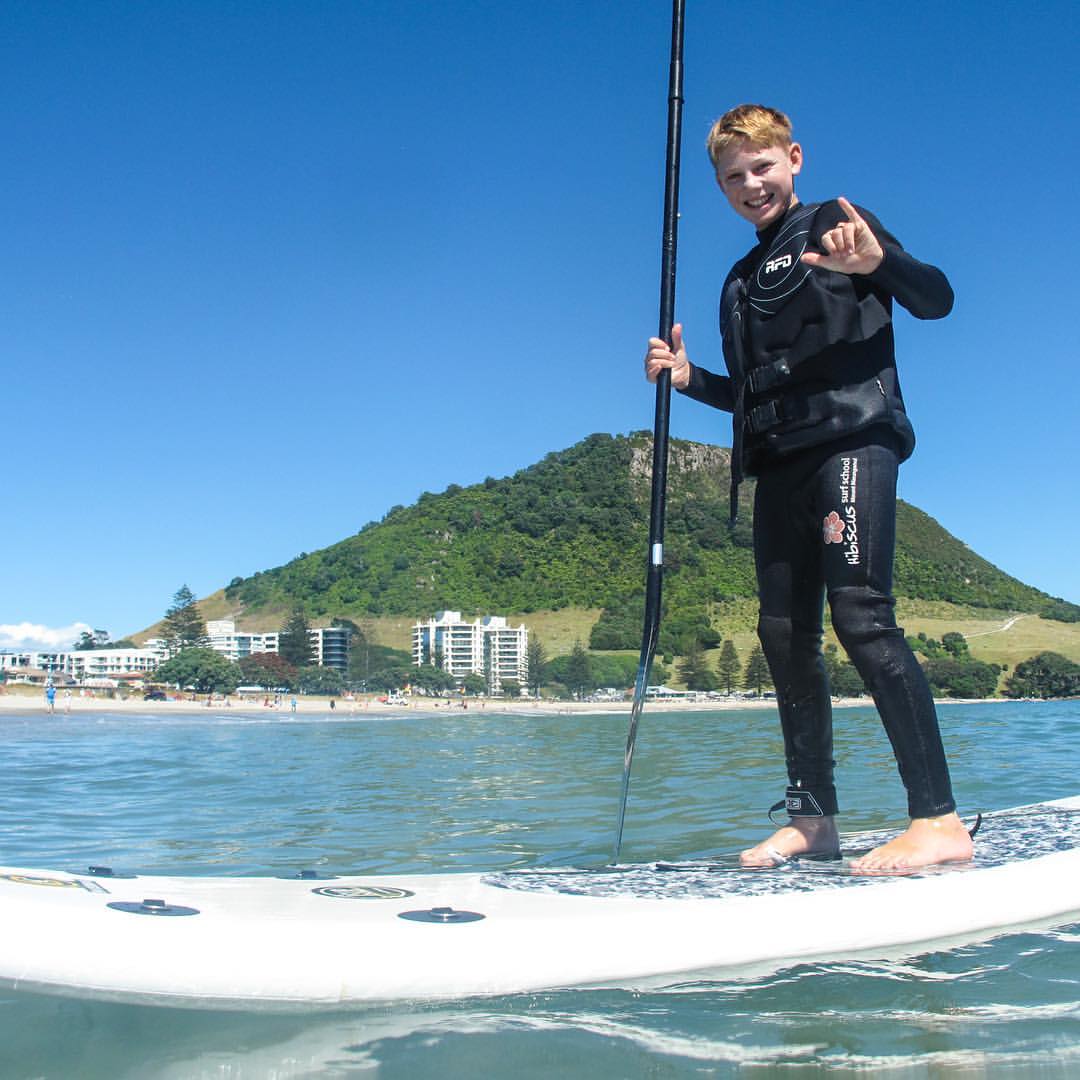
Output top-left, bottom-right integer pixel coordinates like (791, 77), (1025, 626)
(764, 254), (793, 274)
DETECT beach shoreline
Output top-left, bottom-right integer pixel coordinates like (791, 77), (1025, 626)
(0, 687), (1022, 718)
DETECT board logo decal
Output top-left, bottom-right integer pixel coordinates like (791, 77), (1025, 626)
(0, 873), (108, 893)
(313, 885), (415, 900)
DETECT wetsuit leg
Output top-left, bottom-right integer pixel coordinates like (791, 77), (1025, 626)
(813, 438), (956, 819)
(753, 458), (838, 816)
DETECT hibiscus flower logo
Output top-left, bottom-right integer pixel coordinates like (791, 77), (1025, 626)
(823, 511), (845, 545)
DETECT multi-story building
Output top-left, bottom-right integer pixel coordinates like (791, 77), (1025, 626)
(2, 620), (352, 687)
(0, 648), (160, 685)
(145, 620), (352, 673)
(65, 648), (160, 682)
(411, 611), (528, 693)
(309, 626), (351, 672)
(204, 620), (280, 662)
(0, 652), (68, 681)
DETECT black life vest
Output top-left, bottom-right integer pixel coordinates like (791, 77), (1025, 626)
(720, 200), (916, 518)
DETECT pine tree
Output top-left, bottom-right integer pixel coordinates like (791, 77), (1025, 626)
(278, 606), (315, 667)
(677, 642), (719, 691)
(526, 636), (548, 697)
(716, 639), (741, 694)
(564, 640), (592, 700)
(161, 585), (208, 656)
(743, 645), (773, 695)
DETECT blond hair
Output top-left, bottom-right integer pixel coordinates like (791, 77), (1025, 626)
(706, 105), (793, 170)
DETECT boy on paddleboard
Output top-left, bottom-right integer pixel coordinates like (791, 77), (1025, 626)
(645, 105), (972, 872)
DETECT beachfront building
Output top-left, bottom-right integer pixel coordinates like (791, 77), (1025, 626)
(411, 611), (528, 693)
(65, 648), (160, 683)
(309, 626), (351, 672)
(1, 622), (352, 687)
(0, 652), (68, 683)
(0, 648), (160, 686)
(144, 620), (352, 673)
(205, 620), (280, 662)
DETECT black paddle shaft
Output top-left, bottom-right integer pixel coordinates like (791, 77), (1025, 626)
(613, 0), (686, 864)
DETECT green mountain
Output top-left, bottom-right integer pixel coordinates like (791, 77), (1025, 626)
(223, 432), (1079, 644)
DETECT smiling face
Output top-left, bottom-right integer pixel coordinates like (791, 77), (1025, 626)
(714, 138), (803, 229)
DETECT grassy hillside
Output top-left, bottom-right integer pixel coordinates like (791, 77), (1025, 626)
(362, 600), (1080, 685)
(131, 433), (1080, 675)
(217, 432), (1077, 622)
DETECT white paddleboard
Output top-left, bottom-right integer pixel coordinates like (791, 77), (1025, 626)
(2, 796), (1079, 1010)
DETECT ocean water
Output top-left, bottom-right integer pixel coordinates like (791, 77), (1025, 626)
(1, 699), (1079, 1078)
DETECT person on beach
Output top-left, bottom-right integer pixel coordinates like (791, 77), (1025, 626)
(45, 684), (56, 714)
(644, 104), (972, 873)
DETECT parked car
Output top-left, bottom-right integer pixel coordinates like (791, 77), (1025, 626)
(143, 690), (167, 701)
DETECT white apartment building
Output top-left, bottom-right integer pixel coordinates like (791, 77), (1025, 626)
(1, 622), (353, 687)
(0, 648), (160, 685)
(65, 648), (160, 682)
(411, 611), (528, 693)
(205, 620), (280, 662)
(144, 620), (351, 672)
(0, 652), (68, 681)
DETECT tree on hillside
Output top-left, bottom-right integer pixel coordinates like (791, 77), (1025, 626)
(278, 606), (314, 667)
(941, 632), (970, 658)
(743, 645), (773, 695)
(155, 647), (239, 694)
(907, 632), (943, 658)
(924, 657), (1001, 699)
(678, 643), (719, 691)
(588, 652), (642, 691)
(73, 630), (97, 651)
(161, 585), (208, 656)
(563, 640), (593, 700)
(716, 639), (741, 694)
(527, 636), (548, 696)
(1006, 652), (1080, 699)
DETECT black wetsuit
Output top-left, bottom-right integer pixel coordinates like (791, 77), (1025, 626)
(680, 199), (956, 820)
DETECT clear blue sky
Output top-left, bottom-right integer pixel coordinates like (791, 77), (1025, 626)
(4, 0), (1078, 649)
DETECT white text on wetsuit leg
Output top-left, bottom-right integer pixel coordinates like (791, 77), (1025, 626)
(840, 457), (860, 566)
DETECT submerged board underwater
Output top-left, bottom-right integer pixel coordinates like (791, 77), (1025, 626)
(2, 796), (1079, 1011)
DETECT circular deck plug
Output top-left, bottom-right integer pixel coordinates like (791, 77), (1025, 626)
(398, 905), (485, 924)
(107, 898), (200, 916)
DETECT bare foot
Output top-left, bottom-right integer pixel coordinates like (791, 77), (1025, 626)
(740, 816), (840, 867)
(849, 812), (974, 874)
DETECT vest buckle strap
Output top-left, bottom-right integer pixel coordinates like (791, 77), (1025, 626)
(746, 358), (791, 395)
(745, 398), (788, 434)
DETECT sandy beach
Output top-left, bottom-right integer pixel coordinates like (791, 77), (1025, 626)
(0, 686), (1013, 717)
(0, 687), (778, 717)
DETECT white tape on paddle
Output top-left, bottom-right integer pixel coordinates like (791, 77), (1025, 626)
(651, 543), (663, 567)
